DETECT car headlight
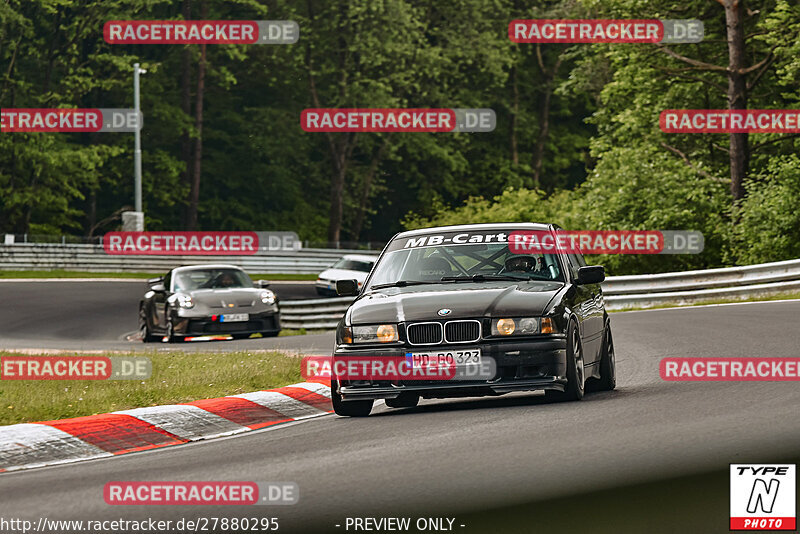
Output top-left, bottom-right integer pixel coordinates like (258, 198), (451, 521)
(177, 294), (194, 309)
(260, 290), (276, 305)
(491, 317), (558, 335)
(342, 324), (398, 344)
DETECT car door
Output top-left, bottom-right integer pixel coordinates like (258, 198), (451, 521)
(569, 252), (604, 363)
(564, 253), (603, 365)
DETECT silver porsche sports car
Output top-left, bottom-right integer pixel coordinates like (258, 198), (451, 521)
(138, 264), (280, 342)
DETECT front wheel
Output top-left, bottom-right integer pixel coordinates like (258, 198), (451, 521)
(331, 379), (373, 417)
(545, 321), (585, 402)
(139, 307), (157, 343)
(595, 325), (616, 391)
(163, 314), (182, 343)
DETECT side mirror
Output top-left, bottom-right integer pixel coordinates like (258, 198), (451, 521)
(336, 279), (359, 297)
(576, 266), (605, 285)
(256, 280), (271, 288)
(148, 276), (163, 285)
(150, 283), (166, 293)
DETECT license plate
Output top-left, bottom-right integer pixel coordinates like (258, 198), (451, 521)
(407, 348), (481, 369)
(220, 313), (248, 322)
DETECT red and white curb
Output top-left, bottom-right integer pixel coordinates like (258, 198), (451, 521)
(0, 381), (331, 472)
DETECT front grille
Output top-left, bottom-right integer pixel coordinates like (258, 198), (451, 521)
(210, 300), (254, 309)
(444, 320), (481, 343)
(407, 322), (443, 345)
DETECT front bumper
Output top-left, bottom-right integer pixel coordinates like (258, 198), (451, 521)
(335, 338), (567, 401)
(172, 310), (281, 336)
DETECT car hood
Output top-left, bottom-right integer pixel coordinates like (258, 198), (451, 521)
(318, 268), (369, 282)
(182, 288), (264, 308)
(347, 281), (564, 324)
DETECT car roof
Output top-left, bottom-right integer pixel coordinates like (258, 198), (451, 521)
(338, 254), (377, 262)
(391, 222), (553, 240)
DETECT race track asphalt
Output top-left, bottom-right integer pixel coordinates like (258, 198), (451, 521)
(1, 284), (799, 533)
(0, 280), (327, 352)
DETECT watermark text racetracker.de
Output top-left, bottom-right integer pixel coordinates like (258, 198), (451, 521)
(104, 481), (298, 505)
(509, 19), (703, 43)
(1, 109), (142, 132)
(1, 356), (151, 380)
(104, 20), (298, 44)
(103, 231), (300, 255)
(661, 358), (800, 381)
(661, 109), (800, 133)
(509, 230), (704, 255)
(301, 108), (496, 133)
(302, 355), (496, 381)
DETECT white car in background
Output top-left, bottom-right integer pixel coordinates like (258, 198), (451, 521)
(316, 254), (376, 296)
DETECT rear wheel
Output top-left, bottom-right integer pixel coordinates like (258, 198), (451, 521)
(545, 321), (585, 402)
(331, 379), (373, 417)
(385, 393), (419, 409)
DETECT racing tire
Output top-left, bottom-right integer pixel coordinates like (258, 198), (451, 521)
(139, 307), (157, 343)
(594, 325), (616, 391)
(385, 394), (419, 409)
(545, 321), (585, 402)
(163, 314), (181, 343)
(331, 379), (373, 417)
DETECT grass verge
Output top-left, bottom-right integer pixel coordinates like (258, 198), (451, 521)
(279, 328), (331, 336)
(0, 270), (317, 281)
(0, 350), (303, 425)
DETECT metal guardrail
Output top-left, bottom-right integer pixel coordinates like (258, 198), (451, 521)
(280, 258), (800, 328)
(0, 243), (379, 274)
(1, 243), (798, 327)
(280, 297), (355, 330)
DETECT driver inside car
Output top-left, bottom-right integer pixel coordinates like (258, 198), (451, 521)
(215, 273), (237, 288)
(504, 255), (543, 273)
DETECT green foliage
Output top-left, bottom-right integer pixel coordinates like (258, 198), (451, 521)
(2, 0), (800, 275)
(728, 155), (800, 265)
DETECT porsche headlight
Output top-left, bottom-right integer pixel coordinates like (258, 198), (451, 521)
(260, 290), (276, 305)
(177, 294), (194, 309)
(344, 324), (398, 344)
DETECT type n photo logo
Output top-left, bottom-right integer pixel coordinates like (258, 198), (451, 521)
(730, 464), (796, 530)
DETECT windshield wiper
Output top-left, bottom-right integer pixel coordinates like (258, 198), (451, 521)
(370, 280), (437, 289)
(441, 274), (529, 282)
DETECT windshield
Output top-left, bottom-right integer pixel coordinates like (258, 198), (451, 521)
(172, 268), (253, 291)
(332, 258), (374, 273)
(366, 231), (564, 289)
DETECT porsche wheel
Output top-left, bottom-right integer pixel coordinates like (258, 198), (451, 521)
(139, 307), (157, 343)
(163, 314), (181, 343)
